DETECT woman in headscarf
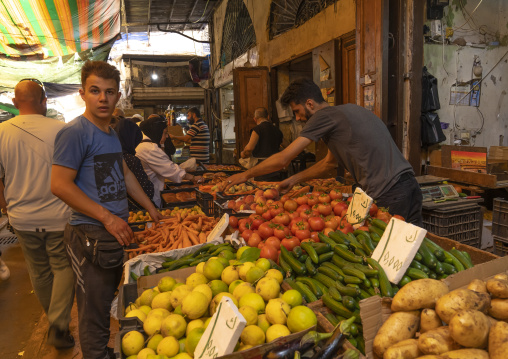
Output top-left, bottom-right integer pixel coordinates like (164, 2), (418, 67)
(115, 119), (155, 210)
(136, 116), (200, 207)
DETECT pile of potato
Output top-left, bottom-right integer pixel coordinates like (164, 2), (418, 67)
(373, 274), (508, 359)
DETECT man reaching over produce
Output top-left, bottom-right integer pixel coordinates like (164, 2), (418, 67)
(225, 78), (423, 225)
(51, 61), (164, 359)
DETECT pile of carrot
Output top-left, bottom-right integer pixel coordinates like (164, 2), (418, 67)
(125, 213), (219, 259)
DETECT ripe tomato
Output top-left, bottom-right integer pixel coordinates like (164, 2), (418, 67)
(324, 216), (339, 230)
(258, 222), (274, 239)
(283, 199), (298, 212)
(269, 205), (283, 218)
(317, 203), (332, 216)
(393, 214), (405, 222)
(339, 222), (354, 234)
(265, 236), (281, 250)
(291, 220), (310, 235)
(288, 211), (300, 221)
(297, 204), (311, 213)
(281, 236), (300, 251)
(323, 227), (334, 236)
(312, 191), (322, 197)
(251, 217), (265, 230)
(369, 202), (378, 217)
(318, 193), (331, 203)
(247, 233), (262, 247)
(300, 209), (313, 221)
(333, 202), (348, 216)
(255, 203), (267, 215)
(229, 216), (239, 228)
(273, 225), (290, 240)
(330, 189), (342, 200)
(307, 195), (319, 206)
(295, 195), (308, 205)
(347, 196), (353, 203)
(241, 229), (253, 241)
(262, 211), (273, 221)
(260, 244), (278, 262)
(358, 226), (370, 232)
(308, 216), (325, 232)
(258, 241), (265, 249)
(310, 231), (320, 243)
(273, 213), (290, 226)
(376, 209), (392, 223)
(238, 219), (252, 232)
(295, 228), (311, 241)
(280, 194), (290, 204)
(290, 217), (304, 229)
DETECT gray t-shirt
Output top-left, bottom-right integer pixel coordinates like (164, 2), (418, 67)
(299, 104), (413, 199)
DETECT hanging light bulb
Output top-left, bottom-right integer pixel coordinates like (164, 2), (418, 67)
(152, 72), (158, 80)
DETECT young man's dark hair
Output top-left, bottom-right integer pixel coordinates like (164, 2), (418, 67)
(280, 78), (325, 106)
(81, 60), (121, 88)
(254, 107), (269, 120)
(188, 107), (201, 118)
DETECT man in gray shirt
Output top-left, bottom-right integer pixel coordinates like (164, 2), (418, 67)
(225, 78), (422, 225)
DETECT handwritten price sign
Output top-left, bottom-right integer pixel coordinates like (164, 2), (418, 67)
(370, 217), (427, 284)
(346, 188), (373, 229)
(194, 296), (246, 358)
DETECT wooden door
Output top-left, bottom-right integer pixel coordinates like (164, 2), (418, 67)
(356, 0), (389, 123)
(337, 31), (356, 105)
(233, 67), (270, 159)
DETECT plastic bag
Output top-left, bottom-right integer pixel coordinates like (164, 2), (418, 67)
(239, 157), (258, 169)
(179, 157), (197, 172)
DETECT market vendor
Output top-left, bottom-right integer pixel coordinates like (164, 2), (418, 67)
(137, 116), (201, 207)
(240, 107), (285, 181)
(224, 78), (423, 225)
(169, 107), (210, 163)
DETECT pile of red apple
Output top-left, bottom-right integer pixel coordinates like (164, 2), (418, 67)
(228, 187), (394, 263)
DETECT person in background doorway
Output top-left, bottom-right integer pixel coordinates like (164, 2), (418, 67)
(0, 79), (74, 348)
(129, 113), (143, 124)
(170, 107), (210, 163)
(224, 78), (423, 225)
(147, 114), (176, 161)
(240, 107), (285, 181)
(115, 118), (155, 210)
(51, 61), (163, 359)
(137, 116), (201, 207)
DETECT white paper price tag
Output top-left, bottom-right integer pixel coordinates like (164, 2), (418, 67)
(207, 214), (229, 243)
(370, 218), (427, 284)
(194, 296), (247, 358)
(346, 188), (373, 229)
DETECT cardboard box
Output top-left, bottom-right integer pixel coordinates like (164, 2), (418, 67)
(359, 235), (503, 359)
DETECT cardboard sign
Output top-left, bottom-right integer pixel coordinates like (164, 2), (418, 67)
(346, 188), (374, 229)
(207, 214), (229, 243)
(370, 218), (427, 284)
(194, 296), (247, 358)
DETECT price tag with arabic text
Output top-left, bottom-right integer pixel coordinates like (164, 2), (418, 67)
(370, 218), (427, 284)
(194, 296), (247, 358)
(346, 188), (373, 229)
(207, 214), (229, 243)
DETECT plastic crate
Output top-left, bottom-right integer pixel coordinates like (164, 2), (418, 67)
(116, 283), (143, 329)
(214, 200), (234, 218)
(422, 204), (482, 247)
(160, 188), (197, 208)
(114, 326), (149, 358)
(494, 235), (508, 256)
(196, 188), (215, 216)
(492, 197), (508, 238)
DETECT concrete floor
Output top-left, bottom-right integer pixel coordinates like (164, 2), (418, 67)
(0, 242), (118, 359)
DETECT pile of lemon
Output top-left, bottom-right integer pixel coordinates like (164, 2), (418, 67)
(122, 247), (317, 358)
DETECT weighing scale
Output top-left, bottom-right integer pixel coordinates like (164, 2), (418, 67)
(420, 184), (460, 202)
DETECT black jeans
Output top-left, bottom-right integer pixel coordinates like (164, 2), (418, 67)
(64, 224), (123, 359)
(376, 173), (423, 226)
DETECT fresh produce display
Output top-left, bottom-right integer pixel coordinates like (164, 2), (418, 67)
(126, 213), (219, 259)
(306, 178), (351, 193)
(227, 188), (474, 354)
(373, 273), (508, 359)
(161, 191), (196, 204)
(204, 164), (243, 171)
(128, 206), (204, 223)
(252, 182), (311, 197)
(222, 194), (257, 212)
(121, 248), (327, 358)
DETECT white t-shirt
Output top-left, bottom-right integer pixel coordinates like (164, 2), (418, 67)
(0, 115), (70, 231)
(136, 135), (186, 207)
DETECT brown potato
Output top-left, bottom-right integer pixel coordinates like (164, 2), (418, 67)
(420, 309), (442, 334)
(494, 273), (508, 281)
(486, 278), (508, 298)
(441, 349), (489, 359)
(489, 298), (508, 320)
(373, 310), (420, 357)
(448, 310), (490, 348)
(489, 321), (508, 359)
(467, 279), (487, 293)
(383, 339), (422, 359)
(391, 279), (449, 312)
(435, 289), (490, 323)
(415, 356), (444, 359)
(418, 326), (461, 355)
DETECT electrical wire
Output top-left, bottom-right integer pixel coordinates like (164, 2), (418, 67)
(192, 0), (211, 23)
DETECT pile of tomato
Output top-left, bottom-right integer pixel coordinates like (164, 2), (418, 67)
(228, 188), (401, 263)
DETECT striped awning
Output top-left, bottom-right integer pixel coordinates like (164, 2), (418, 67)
(0, 0), (120, 58)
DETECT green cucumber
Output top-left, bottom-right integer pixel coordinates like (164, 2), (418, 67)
(328, 231), (350, 245)
(328, 286), (343, 301)
(342, 296), (357, 311)
(321, 262), (345, 276)
(300, 242), (319, 264)
(279, 255), (293, 276)
(280, 246), (307, 276)
(371, 218), (387, 230)
(298, 254), (308, 263)
(354, 247), (368, 257)
(324, 313), (339, 326)
(317, 266), (342, 281)
(450, 248), (473, 269)
(318, 233), (337, 247)
(333, 246), (363, 263)
(441, 262), (457, 275)
(414, 252), (423, 262)
(342, 265), (367, 281)
(352, 263), (379, 277)
(294, 281), (318, 302)
(322, 293), (357, 320)
(398, 275), (412, 287)
(296, 277), (323, 298)
(343, 275), (362, 284)
(370, 277), (380, 288)
(406, 267), (429, 280)
(313, 273), (337, 289)
(433, 249), (445, 262)
(318, 252), (334, 263)
(292, 246), (303, 258)
(418, 242), (437, 269)
(366, 257), (393, 298)
(310, 242), (332, 254)
(305, 257), (318, 276)
(369, 225), (385, 238)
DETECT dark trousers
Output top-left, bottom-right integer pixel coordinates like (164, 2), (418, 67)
(376, 173), (423, 226)
(64, 224), (123, 359)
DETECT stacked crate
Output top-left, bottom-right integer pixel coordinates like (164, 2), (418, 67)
(493, 197), (508, 256)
